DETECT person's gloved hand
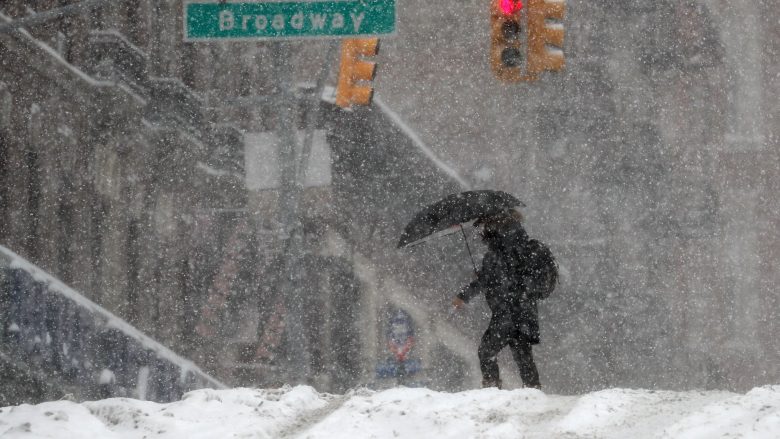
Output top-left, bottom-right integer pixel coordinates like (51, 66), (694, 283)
(452, 297), (465, 310)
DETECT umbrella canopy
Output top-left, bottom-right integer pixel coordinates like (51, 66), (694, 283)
(397, 190), (525, 248)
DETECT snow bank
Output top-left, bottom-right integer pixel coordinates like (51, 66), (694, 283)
(1, 385), (778, 438)
(0, 387), (330, 439)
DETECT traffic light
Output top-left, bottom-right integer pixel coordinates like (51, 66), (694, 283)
(527, 0), (566, 77)
(490, 0), (526, 82)
(335, 38), (379, 108)
(490, 0), (565, 82)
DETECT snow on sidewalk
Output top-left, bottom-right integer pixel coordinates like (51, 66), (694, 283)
(1, 385), (778, 438)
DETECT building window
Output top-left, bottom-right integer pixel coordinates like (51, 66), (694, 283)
(25, 104), (43, 259)
(0, 84), (10, 242)
(125, 0), (148, 48)
(0, 83), (10, 129)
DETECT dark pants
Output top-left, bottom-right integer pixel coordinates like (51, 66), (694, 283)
(478, 317), (541, 388)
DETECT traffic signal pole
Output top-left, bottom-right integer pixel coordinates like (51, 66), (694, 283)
(270, 40), (312, 383)
(271, 39), (337, 384)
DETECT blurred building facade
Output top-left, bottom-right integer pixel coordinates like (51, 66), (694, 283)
(0, 1), (325, 388)
(0, 0), (243, 376)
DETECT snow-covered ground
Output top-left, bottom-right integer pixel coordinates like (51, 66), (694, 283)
(1, 385), (778, 438)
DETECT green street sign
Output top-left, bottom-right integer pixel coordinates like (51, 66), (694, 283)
(184, 0), (396, 41)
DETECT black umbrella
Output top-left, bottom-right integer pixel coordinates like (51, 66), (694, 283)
(397, 190), (525, 271)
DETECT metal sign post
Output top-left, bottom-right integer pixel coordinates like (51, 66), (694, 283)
(274, 41), (337, 383)
(270, 40), (312, 382)
(272, 39), (338, 384)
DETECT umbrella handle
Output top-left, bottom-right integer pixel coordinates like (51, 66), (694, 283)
(459, 224), (478, 276)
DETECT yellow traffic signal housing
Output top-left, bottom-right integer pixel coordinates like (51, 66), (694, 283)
(490, 0), (565, 82)
(527, 0), (565, 77)
(336, 38), (379, 108)
(490, 0), (526, 82)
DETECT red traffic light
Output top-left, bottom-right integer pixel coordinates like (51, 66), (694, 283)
(499, 0), (523, 15)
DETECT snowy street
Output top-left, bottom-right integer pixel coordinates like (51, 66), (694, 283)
(1, 385), (778, 438)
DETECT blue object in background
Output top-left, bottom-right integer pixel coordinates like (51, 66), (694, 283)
(376, 308), (423, 382)
(386, 309), (415, 362)
(375, 358), (423, 378)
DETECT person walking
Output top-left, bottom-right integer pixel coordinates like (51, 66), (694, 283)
(452, 209), (557, 389)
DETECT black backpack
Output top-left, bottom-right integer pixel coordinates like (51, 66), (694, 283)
(506, 239), (558, 300)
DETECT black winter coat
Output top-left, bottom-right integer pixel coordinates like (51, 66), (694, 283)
(457, 224), (557, 344)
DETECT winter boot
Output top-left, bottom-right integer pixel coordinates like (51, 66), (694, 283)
(482, 378), (502, 389)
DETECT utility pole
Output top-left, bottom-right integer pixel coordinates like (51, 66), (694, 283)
(271, 40), (337, 384)
(270, 41), (311, 383)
